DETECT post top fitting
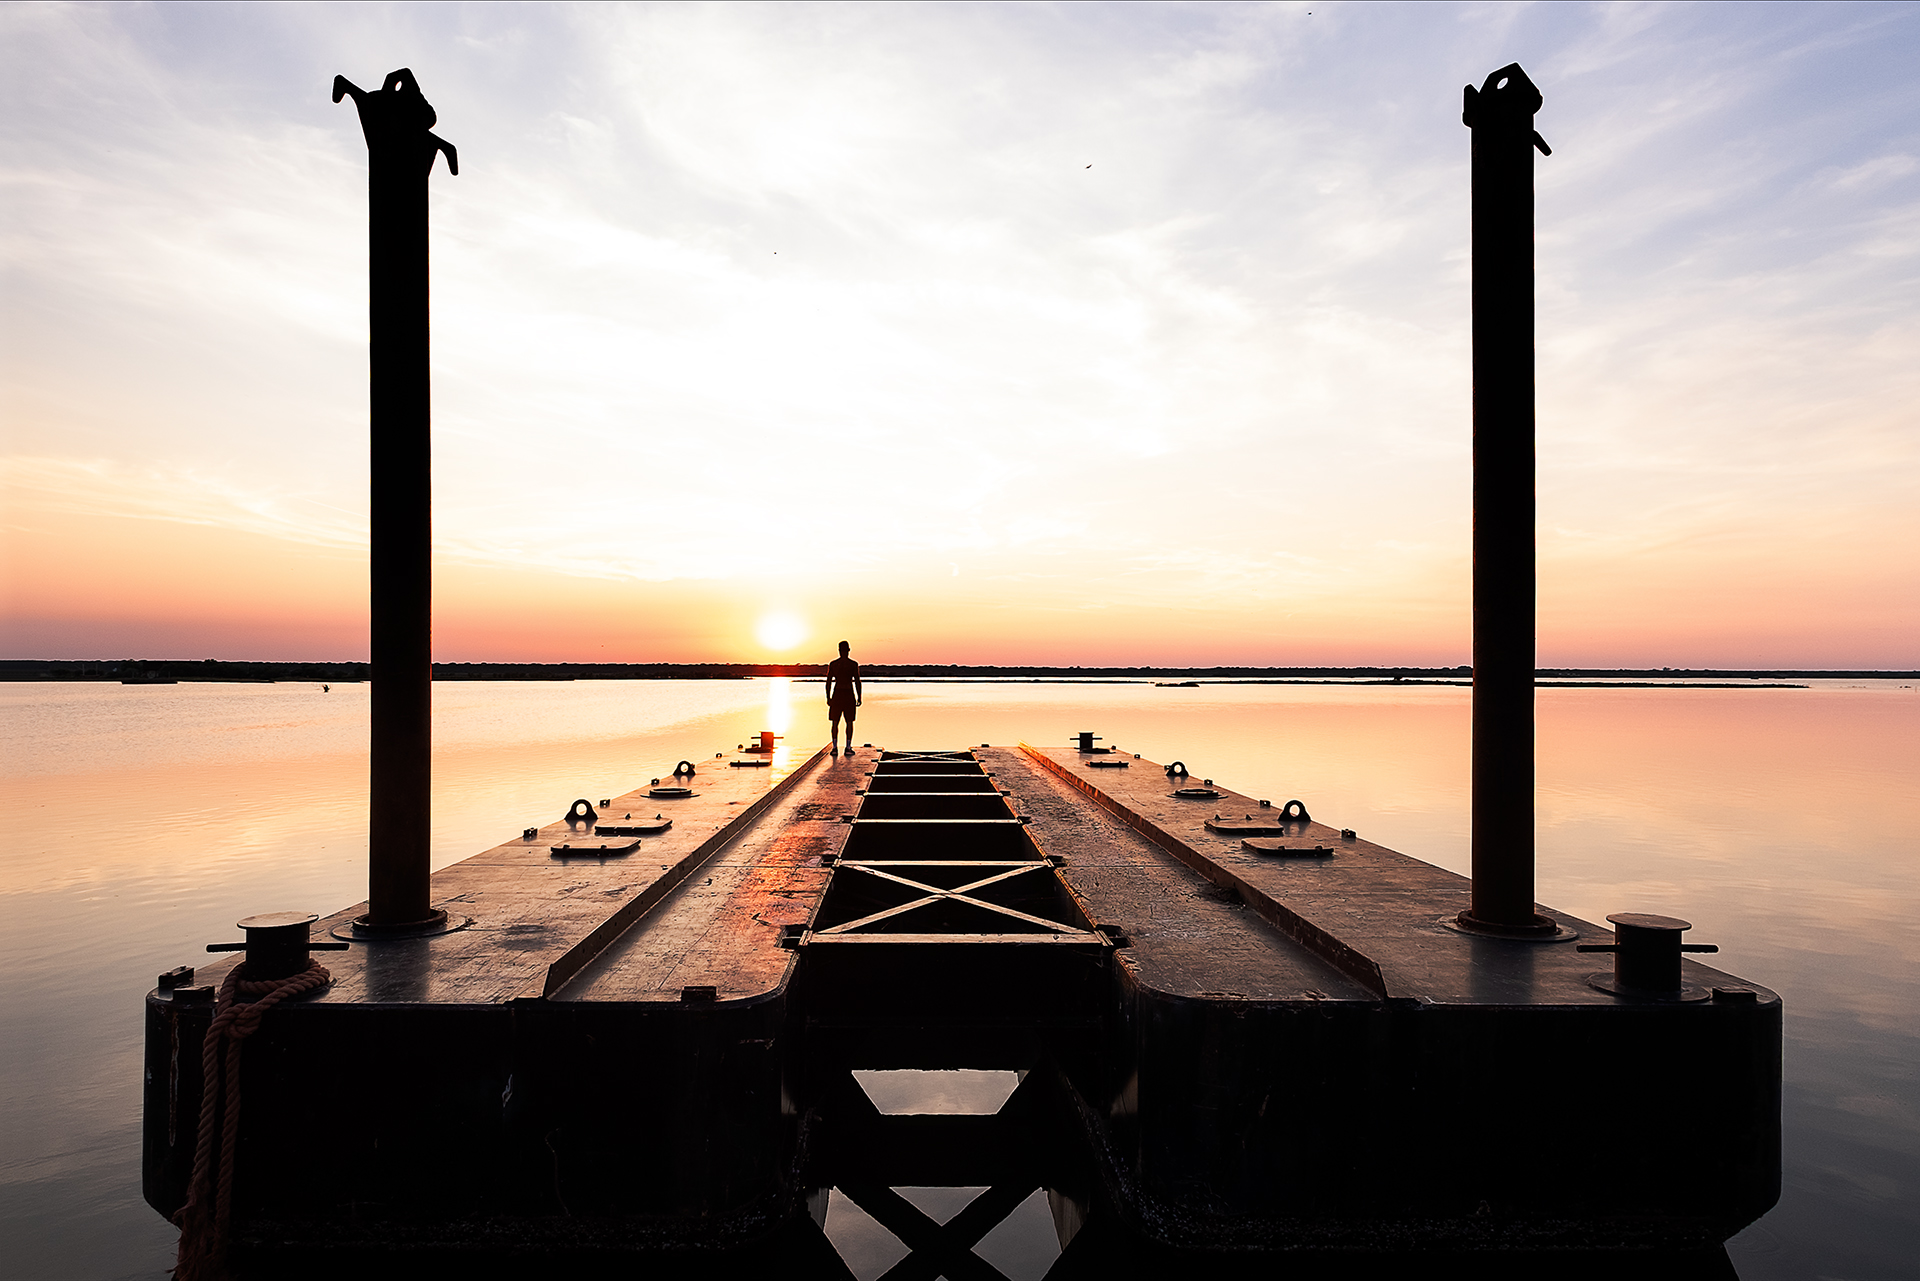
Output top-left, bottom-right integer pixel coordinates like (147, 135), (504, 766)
(333, 68), (458, 174)
(1463, 63), (1550, 154)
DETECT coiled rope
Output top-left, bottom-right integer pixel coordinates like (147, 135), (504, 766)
(173, 958), (331, 1281)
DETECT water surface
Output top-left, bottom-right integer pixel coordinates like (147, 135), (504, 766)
(1, 678), (1914, 1279)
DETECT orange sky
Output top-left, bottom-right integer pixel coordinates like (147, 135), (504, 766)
(4, 5), (1917, 668)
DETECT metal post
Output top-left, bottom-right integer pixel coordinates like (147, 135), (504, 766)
(334, 70), (456, 931)
(1459, 64), (1557, 937)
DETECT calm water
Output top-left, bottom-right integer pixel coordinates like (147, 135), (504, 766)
(1, 678), (1915, 1279)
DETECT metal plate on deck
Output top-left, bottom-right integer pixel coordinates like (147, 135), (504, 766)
(551, 839), (644, 857)
(1206, 816), (1294, 836)
(594, 819), (672, 836)
(1241, 838), (1335, 857)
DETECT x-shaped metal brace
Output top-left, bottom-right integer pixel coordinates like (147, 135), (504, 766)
(817, 861), (1079, 936)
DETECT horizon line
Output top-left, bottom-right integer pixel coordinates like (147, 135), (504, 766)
(6, 658), (1917, 680)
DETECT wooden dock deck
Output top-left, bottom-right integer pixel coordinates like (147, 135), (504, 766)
(166, 56), (1783, 1276)
(144, 741), (1780, 1271)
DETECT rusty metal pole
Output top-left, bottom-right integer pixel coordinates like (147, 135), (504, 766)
(1459, 64), (1558, 937)
(334, 70), (456, 931)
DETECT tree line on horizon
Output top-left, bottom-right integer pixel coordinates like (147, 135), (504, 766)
(3, 658), (1912, 682)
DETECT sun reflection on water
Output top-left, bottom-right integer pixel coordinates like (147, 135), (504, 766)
(765, 675), (795, 771)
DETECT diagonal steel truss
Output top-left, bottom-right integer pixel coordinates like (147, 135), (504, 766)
(815, 860), (1091, 937)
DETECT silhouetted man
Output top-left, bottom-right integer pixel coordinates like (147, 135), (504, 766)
(826, 640), (862, 757)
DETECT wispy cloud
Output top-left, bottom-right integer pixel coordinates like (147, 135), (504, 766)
(2, 457), (366, 549)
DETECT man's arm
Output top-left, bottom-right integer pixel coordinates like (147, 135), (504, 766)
(853, 667), (862, 707)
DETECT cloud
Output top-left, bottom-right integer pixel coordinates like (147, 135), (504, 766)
(1830, 153), (1919, 191)
(1, 457), (366, 550)
(2, 1), (1917, 664)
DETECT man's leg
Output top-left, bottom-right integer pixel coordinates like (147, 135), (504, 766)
(829, 708), (842, 754)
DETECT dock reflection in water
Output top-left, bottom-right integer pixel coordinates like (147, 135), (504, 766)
(818, 1070), (1061, 1280)
(1, 678), (1915, 1278)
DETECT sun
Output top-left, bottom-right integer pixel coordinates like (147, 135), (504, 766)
(755, 611), (809, 652)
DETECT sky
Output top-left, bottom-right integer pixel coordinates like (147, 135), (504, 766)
(2, 2), (1916, 668)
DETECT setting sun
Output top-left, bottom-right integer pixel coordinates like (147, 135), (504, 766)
(754, 611), (809, 652)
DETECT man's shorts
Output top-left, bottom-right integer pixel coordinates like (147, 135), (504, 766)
(828, 698), (857, 722)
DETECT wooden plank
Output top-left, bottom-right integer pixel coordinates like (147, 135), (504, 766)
(190, 746), (843, 1006)
(1019, 743), (1390, 998)
(554, 748), (865, 1002)
(540, 746), (832, 995)
(850, 818), (1023, 826)
(981, 748), (1374, 1002)
(1012, 746), (1724, 1008)
(803, 933), (1104, 945)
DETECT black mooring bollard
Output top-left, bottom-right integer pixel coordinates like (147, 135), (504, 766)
(206, 912), (349, 980)
(1578, 913), (1722, 1000)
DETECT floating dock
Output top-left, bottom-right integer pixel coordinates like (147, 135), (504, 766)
(141, 60), (1779, 1278)
(144, 741), (1779, 1274)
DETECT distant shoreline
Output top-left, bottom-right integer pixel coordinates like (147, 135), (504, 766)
(3, 658), (1912, 684)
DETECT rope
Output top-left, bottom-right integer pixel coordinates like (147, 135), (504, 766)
(173, 958), (331, 1281)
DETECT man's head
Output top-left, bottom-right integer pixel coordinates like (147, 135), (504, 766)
(838, 640), (851, 656)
